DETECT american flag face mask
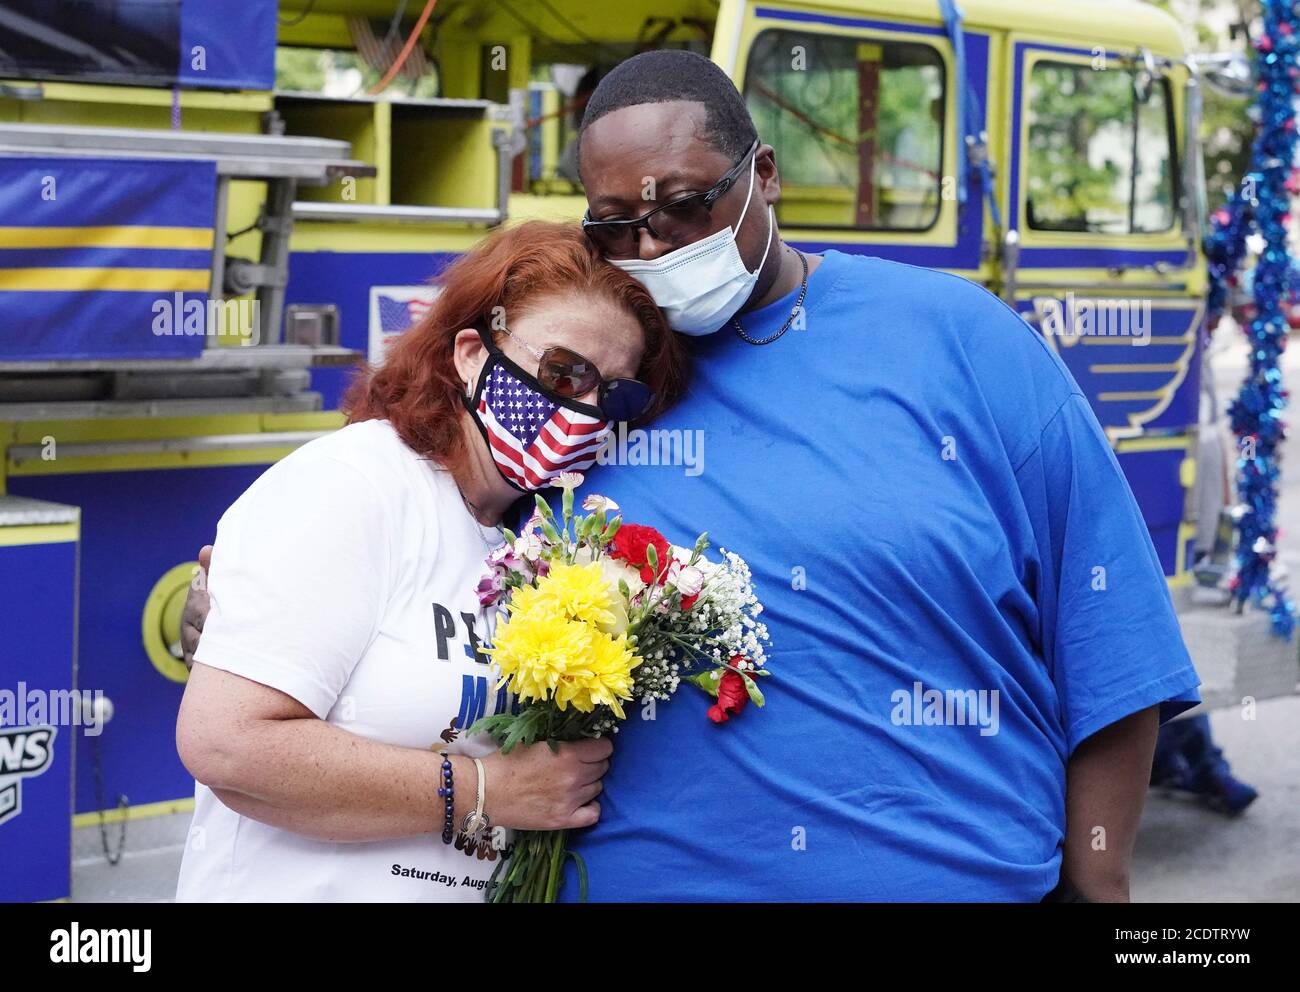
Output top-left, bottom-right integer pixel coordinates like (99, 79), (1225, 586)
(463, 350), (614, 492)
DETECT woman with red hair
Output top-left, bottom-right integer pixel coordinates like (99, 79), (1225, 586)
(176, 222), (687, 902)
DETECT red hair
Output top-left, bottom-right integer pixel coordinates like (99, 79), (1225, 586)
(343, 221), (689, 474)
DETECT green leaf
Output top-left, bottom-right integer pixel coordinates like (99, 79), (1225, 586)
(464, 712), (512, 740)
(484, 846), (513, 901)
(499, 723), (527, 754)
(498, 707), (545, 753)
(566, 849), (589, 903)
(684, 669), (723, 698)
(502, 527), (517, 545)
(739, 670), (766, 707)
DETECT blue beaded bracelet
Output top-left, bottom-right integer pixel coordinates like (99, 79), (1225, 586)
(436, 749), (455, 844)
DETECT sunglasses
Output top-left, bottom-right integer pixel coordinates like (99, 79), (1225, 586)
(479, 326), (656, 422)
(581, 138), (760, 260)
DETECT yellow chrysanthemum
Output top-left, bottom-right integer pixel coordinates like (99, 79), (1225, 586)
(516, 561), (627, 635)
(555, 629), (639, 718)
(487, 610), (590, 705)
(487, 606), (640, 716)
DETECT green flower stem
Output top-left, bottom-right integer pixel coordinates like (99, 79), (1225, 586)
(501, 831), (541, 904)
(490, 831), (530, 903)
(528, 834), (552, 901)
(544, 829), (567, 902)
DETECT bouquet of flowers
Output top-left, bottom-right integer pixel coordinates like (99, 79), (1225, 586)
(468, 472), (770, 902)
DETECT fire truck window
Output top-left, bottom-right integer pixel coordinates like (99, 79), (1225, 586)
(1026, 60), (1176, 235)
(744, 30), (945, 231)
(0, 0), (181, 86)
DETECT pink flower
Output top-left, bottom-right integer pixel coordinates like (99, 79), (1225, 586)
(487, 543), (516, 567)
(476, 571), (505, 607)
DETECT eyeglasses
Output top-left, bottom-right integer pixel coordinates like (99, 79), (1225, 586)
(581, 138), (760, 260)
(481, 326), (656, 422)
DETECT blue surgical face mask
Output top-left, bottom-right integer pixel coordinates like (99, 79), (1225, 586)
(610, 156), (774, 336)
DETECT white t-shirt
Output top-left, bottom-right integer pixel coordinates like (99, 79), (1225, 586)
(176, 419), (513, 902)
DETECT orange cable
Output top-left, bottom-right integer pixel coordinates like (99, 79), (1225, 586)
(367, 0), (439, 95)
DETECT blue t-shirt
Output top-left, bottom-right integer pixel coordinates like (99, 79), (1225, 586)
(559, 250), (1200, 901)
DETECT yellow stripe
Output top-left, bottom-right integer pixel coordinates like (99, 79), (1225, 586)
(4, 79), (272, 112)
(1168, 521), (1198, 589)
(1080, 335), (1193, 346)
(0, 523), (78, 546)
(0, 226), (214, 250)
(1, 413), (267, 445)
(1114, 435), (1193, 454)
(260, 411), (347, 432)
(1099, 390), (1166, 402)
(73, 797), (194, 828)
(1089, 363), (1185, 374)
(9, 446), (301, 476)
(0, 267), (210, 292)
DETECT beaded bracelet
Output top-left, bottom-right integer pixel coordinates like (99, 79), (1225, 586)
(436, 749), (455, 844)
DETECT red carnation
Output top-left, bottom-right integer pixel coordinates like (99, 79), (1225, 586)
(707, 660), (750, 724)
(681, 592), (700, 610)
(610, 523), (672, 584)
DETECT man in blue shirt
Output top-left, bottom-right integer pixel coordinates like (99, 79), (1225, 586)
(561, 49), (1200, 901)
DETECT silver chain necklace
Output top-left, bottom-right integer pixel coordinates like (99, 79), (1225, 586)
(732, 248), (809, 346)
(451, 475), (502, 554)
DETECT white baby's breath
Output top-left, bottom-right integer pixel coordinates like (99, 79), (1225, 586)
(627, 547), (771, 705)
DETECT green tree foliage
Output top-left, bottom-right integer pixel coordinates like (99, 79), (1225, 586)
(275, 47), (327, 93)
(1149, 0), (1255, 205)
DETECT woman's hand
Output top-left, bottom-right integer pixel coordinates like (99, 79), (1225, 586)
(478, 737), (612, 831)
(181, 545), (213, 670)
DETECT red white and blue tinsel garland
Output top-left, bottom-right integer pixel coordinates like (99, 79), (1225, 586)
(1204, 0), (1299, 637)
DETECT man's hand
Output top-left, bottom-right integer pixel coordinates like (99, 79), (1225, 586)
(1061, 705), (1160, 902)
(181, 545), (213, 671)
